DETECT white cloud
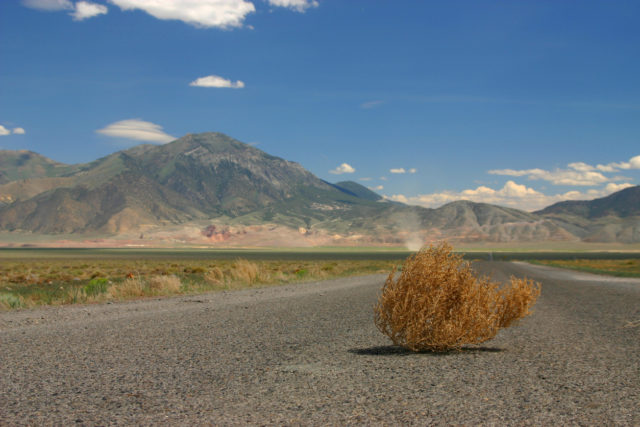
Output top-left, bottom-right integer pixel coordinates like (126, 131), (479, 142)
(189, 75), (245, 88)
(602, 155), (640, 170)
(369, 185), (384, 191)
(567, 162), (594, 172)
(12, 127), (26, 134)
(96, 119), (175, 144)
(489, 167), (610, 186)
(22, 0), (73, 11)
(390, 168), (406, 174)
(360, 100), (384, 109)
(604, 182), (635, 193)
(267, 0), (318, 12)
(490, 155), (640, 186)
(385, 180), (636, 212)
(329, 163), (355, 174)
(71, 1), (108, 20)
(0, 126), (11, 136)
(109, 0), (256, 28)
(409, 168), (417, 174)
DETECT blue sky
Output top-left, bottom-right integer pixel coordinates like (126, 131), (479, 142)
(1, 0), (639, 211)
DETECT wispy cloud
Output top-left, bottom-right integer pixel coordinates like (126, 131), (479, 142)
(369, 185), (384, 191)
(23, 0), (107, 20)
(0, 125), (25, 136)
(109, 0), (256, 29)
(489, 155), (640, 186)
(594, 155), (640, 171)
(360, 100), (384, 109)
(389, 167), (417, 174)
(71, 1), (107, 20)
(267, 0), (318, 12)
(96, 119), (175, 144)
(329, 163), (355, 174)
(488, 167), (611, 186)
(22, 0), (73, 11)
(189, 75), (245, 89)
(386, 181), (635, 212)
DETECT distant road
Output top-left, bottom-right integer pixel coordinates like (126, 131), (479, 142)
(1, 262), (639, 425)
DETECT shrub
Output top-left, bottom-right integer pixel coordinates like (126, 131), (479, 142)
(0, 292), (25, 309)
(84, 278), (109, 297)
(147, 275), (182, 293)
(204, 267), (225, 284)
(374, 242), (540, 352)
(108, 276), (145, 298)
(231, 259), (263, 284)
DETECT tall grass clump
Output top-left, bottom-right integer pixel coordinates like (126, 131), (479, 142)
(0, 292), (25, 309)
(147, 275), (182, 293)
(107, 276), (145, 298)
(374, 242), (541, 352)
(231, 259), (264, 284)
(83, 278), (109, 297)
(107, 275), (182, 298)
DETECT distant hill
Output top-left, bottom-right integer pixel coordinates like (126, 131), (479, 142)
(536, 186), (640, 219)
(0, 150), (76, 184)
(535, 185), (640, 243)
(0, 133), (638, 245)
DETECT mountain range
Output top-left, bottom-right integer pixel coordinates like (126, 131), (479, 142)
(1, 132), (638, 246)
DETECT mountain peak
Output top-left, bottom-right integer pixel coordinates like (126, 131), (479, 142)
(174, 132), (249, 148)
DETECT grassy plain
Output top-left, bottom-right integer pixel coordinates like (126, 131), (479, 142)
(0, 248), (408, 309)
(528, 259), (640, 278)
(2, 248), (639, 310)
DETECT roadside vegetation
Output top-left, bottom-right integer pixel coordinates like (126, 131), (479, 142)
(528, 259), (640, 278)
(0, 256), (398, 309)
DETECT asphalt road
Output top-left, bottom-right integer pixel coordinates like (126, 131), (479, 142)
(1, 261), (639, 425)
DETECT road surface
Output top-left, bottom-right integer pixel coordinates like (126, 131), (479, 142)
(1, 261), (639, 425)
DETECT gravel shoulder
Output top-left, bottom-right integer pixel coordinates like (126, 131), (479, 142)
(1, 263), (639, 425)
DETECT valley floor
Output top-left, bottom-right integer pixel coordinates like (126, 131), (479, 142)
(1, 262), (638, 425)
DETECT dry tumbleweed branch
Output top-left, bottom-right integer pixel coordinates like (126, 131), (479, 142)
(374, 242), (541, 352)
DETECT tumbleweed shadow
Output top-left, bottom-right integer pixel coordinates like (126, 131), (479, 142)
(348, 345), (504, 356)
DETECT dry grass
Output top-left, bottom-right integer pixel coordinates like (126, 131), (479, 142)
(107, 276), (145, 298)
(0, 255), (398, 309)
(230, 259), (263, 284)
(374, 242), (541, 352)
(147, 275), (182, 293)
(531, 259), (640, 278)
(107, 274), (182, 298)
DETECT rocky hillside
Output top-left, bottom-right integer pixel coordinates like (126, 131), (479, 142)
(0, 132), (638, 244)
(536, 186), (640, 243)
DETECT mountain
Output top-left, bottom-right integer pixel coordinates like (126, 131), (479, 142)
(0, 133), (393, 235)
(0, 133), (637, 245)
(536, 186), (640, 219)
(0, 150), (76, 185)
(535, 186), (640, 243)
(332, 181), (383, 201)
